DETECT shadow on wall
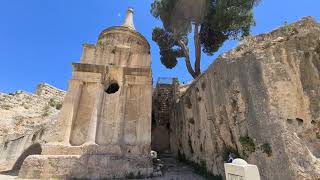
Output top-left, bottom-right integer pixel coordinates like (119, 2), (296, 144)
(11, 143), (42, 171)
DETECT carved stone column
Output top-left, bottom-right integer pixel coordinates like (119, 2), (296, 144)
(85, 83), (104, 145)
(62, 80), (84, 145)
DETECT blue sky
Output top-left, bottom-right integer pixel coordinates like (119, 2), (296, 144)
(0, 0), (319, 93)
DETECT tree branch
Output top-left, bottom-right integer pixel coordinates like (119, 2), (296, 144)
(178, 40), (197, 78)
(194, 23), (201, 77)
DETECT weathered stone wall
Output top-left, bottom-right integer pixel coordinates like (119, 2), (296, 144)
(0, 87), (65, 136)
(80, 26), (151, 68)
(36, 83), (66, 102)
(152, 78), (178, 153)
(18, 9), (154, 179)
(170, 17), (320, 180)
(0, 83), (65, 171)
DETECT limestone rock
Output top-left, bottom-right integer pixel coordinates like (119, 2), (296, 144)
(170, 17), (320, 180)
(18, 7), (153, 179)
(0, 83), (65, 137)
(0, 83), (65, 171)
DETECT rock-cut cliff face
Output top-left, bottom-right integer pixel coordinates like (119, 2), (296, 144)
(0, 83), (65, 171)
(170, 17), (320, 180)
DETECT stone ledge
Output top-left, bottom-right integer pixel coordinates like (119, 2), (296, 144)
(42, 143), (151, 157)
(72, 63), (151, 76)
(18, 154), (153, 179)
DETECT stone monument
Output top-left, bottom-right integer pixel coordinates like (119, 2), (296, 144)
(18, 7), (153, 179)
(224, 159), (261, 180)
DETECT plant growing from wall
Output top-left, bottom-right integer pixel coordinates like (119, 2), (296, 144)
(263, 41), (273, 49)
(41, 105), (50, 117)
(283, 21), (299, 35)
(48, 98), (63, 110)
(261, 143), (272, 157)
(49, 98), (56, 107)
(239, 135), (256, 156)
(56, 103), (63, 110)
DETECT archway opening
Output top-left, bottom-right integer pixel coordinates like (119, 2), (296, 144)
(12, 143), (42, 171)
(105, 81), (120, 94)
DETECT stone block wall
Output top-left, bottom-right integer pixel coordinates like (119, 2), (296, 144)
(35, 83), (65, 102)
(152, 79), (178, 153)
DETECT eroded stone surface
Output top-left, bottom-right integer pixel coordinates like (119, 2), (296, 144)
(0, 84), (65, 171)
(170, 17), (320, 180)
(18, 8), (153, 179)
(1, 14), (319, 180)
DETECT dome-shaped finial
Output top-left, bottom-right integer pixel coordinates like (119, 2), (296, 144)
(122, 7), (136, 31)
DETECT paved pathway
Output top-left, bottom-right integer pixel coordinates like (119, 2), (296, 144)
(0, 154), (207, 180)
(149, 153), (206, 180)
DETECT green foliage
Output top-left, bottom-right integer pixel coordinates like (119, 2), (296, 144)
(283, 21), (299, 35)
(240, 136), (256, 154)
(42, 105), (50, 117)
(263, 41), (273, 49)
(151, 0), (181, 33)
(97, 39), (104, 45)
(49, 98), (56, 107)
(200, 0), (258, 55)
(49, 98), (63, 110)
(235, 46), (242, 52)
(152, 27), (187, 69)
(151, 0), (260, 72)
(56, 103), (63, 110)
(261, 143), (272, 157)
